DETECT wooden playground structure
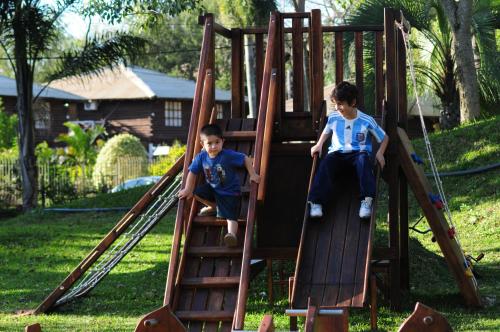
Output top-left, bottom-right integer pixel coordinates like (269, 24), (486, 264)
(32, 8), (481, 331)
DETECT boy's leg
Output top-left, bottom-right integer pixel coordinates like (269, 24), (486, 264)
(215, 193), (240, 247)
(193, 184), (216, 215)
(308, 152), (343, 205)
(352, 152), (376, 199)
(351, 152), (376, 218)
(224, 219), (238, 247)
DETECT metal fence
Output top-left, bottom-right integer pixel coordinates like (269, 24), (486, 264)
(0, 157), (164, 208)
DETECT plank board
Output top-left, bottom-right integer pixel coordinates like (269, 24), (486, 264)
(397, 128), (481, 307)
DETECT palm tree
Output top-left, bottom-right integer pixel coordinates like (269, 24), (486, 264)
(55, 122), (106, 179)
(345, 0), (498, 128)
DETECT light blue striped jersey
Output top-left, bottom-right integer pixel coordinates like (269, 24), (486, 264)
(323, 109), (386, 154)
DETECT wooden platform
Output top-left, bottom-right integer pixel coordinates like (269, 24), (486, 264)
(171, 118), (257, 331)
(292, 171), (375, 309)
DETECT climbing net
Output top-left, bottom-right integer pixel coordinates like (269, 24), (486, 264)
(55, 174), (182, 306)
(395, 15), (478, 287)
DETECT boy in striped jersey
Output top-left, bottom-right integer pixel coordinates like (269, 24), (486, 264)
(309, 81), (389, 219)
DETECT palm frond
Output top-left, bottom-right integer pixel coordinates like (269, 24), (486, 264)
(47, 33), (149, 81)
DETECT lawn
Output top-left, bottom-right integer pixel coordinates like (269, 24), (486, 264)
(0, 116), (499, 331)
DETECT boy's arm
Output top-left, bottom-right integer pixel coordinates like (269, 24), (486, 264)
(375, 135), (389, 169)
(311, 132), (331, 157)
(244, 156), (260, 183)
(178, 171), (197, 199)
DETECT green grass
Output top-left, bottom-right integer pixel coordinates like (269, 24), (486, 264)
(1, 116), (499, 331)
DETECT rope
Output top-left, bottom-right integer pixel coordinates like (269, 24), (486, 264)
(395, 15), (477, 288)
(55, 175), (182, 306)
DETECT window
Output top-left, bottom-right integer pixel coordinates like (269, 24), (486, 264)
(33, 101), (51, 130)
(216, 104), (224, 119)
(165, 101), (182, 127)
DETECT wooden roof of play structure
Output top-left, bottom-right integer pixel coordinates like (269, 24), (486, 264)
(32, 8), (481, 332)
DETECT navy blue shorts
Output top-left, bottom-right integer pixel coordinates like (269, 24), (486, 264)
(194, 183), (241, 220)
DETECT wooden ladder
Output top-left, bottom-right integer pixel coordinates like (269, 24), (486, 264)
(171, 118), (257, 331)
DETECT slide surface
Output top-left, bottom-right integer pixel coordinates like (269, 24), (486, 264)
(292, 172), (376, 309)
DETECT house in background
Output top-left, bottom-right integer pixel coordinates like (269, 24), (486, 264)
(0, 75), (84, 144)
(49, 65), (232, 153)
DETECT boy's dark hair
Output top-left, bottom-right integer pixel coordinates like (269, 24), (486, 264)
(200, 123), (223, 138)
(330, 81), (358, 105)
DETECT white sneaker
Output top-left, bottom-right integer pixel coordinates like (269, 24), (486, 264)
(309, 202), (323, 218)
(359, 197), (373, 219)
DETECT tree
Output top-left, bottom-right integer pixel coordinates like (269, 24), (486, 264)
(440, 0), (479, 122)
(0, 0), (195, 210)
(345, 0), (498, 127)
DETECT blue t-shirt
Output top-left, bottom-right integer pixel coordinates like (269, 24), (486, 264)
(323, 109), (386, 154)
(188, 149), (246, 196)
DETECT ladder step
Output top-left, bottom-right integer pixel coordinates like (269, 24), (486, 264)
(188, 246), (243, 257)
(181, 276), (240, 288)
(193, 216), (246, 226)
(176, 310), (234, 321)
(223, 131), (256, 140)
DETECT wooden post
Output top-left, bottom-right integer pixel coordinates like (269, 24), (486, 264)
(384, 7), (401, 310)
(255, 33), (264, 112)
(335, 32), (344, 85)
(375, 32), (384, 116)
(370, 275), (378, 331)
(231, 28), (244, 118)
(310, 9), (324, 131)
(397, 11), (410, 291)
(354, 32), (364, 109)
(292, 17), (304, 113)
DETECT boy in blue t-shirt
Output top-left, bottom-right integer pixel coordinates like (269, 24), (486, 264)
(178, 124), (260, 246)
(309, 81), (389, 219)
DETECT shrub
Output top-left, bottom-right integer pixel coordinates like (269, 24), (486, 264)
(93, 133), (148, 189)
(149, 141), (186, 176)
(0, 101), (17, 151)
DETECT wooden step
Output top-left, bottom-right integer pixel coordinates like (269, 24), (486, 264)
(180, 276), (240, 288)
(175, 310), (234, 321)
(188, 246), (243, 257)
(192, 216), (246, 226)
(223, 130), (256, 140)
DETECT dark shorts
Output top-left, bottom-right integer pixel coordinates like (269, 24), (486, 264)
(194, 183), (241, 220)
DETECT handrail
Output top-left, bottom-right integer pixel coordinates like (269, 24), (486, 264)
(290, 101), (326, 307)
(170, 69), (214, 309)
(163, 14), (214, 306)
(233, 12), (279, 330)
(257, 68), (278, 201)
(33, 154), (185, 314)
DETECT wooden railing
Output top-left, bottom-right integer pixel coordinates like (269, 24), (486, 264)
(233, 12), (279, 330)
(163, 14), (215, 306)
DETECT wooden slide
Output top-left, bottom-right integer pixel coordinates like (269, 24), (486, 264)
(397, 128), (481, 307)
(291, 167), (377, 309)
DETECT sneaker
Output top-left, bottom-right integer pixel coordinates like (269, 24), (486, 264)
(224, 232), (238, 247)
(359, 197), (373, 219)
(309, 202), (323, 218)
(198, 206), (216, 216)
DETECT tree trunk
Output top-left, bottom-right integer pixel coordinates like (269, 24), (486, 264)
(244, 34), (257, 118)
(14, 12), (38, 211)
(440, 0), (480, 122)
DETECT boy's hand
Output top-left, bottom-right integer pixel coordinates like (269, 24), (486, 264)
(250, 173), (260, 183)
(310, 144), (322, 157)
(178, 188), (193, 199)
(375, 151), (386, 169)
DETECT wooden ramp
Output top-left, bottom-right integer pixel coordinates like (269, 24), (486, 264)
(291, 171), (376, 309)
(169, 118), (257, 331)
(397, 128), (482, 307)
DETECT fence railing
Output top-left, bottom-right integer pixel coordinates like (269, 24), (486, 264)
(0, 157), (173, 208)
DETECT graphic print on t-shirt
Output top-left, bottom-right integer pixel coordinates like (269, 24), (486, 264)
(203, 163), (227, 186)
